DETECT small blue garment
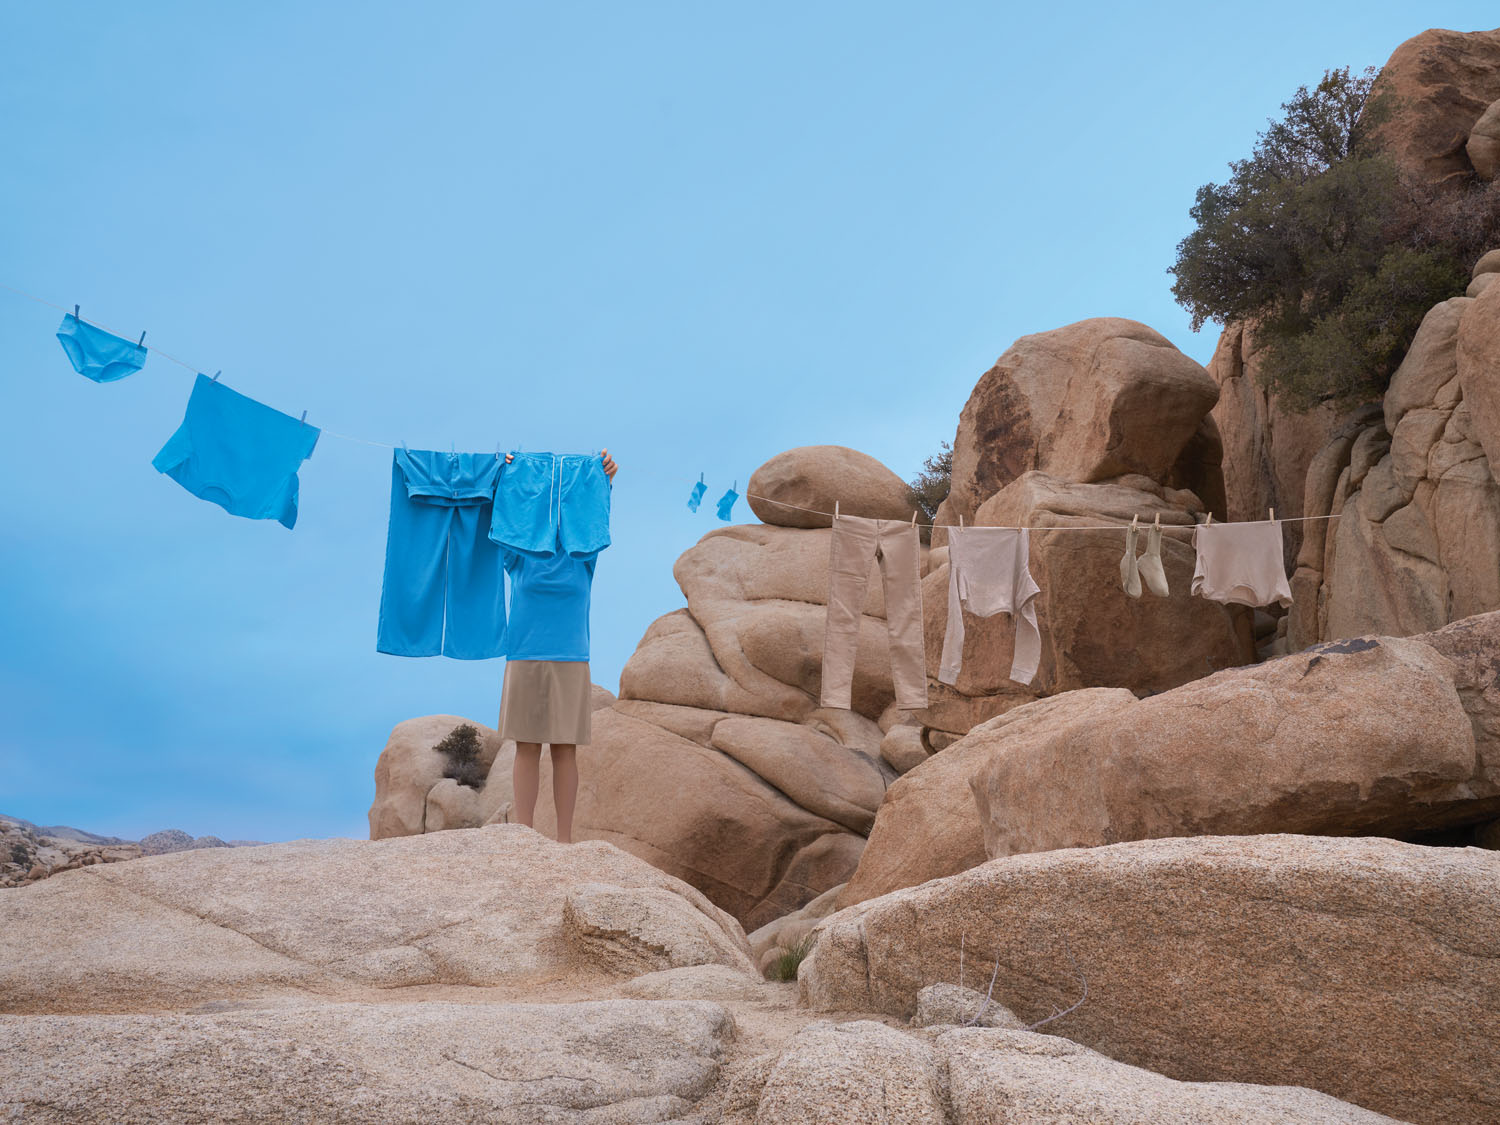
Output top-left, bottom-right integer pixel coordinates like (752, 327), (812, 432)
(502, 548), (596, 661)
(56, 312), (147, 383)
(687, 479), (707, 512)
(489, 451), (612, 559)
(377, 449), (508, 660)
(151, 373), (319, 529)
(716, 487), (739, 521)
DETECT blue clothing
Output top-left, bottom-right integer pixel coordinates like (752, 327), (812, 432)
(377, 448), (508, 660)
(56, 313), (147, 383)
(687, 480), (707, 512)
(489, 452), (611, 559)
(151, 373), (319, 529)
(716, 487), (739, 521)
(502, 548), (595, 661)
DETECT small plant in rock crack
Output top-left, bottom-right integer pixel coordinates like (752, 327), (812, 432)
(434, 723), (488, 790)
(768, 932), (817, 982)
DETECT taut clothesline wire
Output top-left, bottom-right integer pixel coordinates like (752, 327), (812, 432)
(6, 281), (1346, 533)
(743, 491), (1342, 531)
(3, 282), (396, 449)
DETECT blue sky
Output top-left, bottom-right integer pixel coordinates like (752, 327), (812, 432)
(3, 2), (1494, 842)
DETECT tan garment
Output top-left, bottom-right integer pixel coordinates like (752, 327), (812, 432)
(1191, 520), (1292, 608)
(939, 526), (1041, 687)
(820, 514), (927, 711)
(498, 659), (592, 744)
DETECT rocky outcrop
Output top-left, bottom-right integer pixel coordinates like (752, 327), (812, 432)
(939, 317), (1221, 530)
(1470, 97), (1500, 181)
(1206, 320), (1372, 573)
(800, 834), (1500, 1125)
(0, 815), (143, 889)
(1, 998), (737, 1124)
(836, 689), (1137, 909)
(0, 824), (754, 1014)
(1370, 26), (1500, 186)
(1290, 256), (1500, 646)
(971, 617), (1500, 860)
(0, 826), (776, 1123)
(747, 444), (914, 528)
(719, 1020), (1405, 1124)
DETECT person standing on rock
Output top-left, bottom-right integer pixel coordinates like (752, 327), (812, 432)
(493, 449), (618, 844)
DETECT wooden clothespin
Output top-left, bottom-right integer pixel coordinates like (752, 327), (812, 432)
(911, 509), (918, 526)
(1154, 511), (1161, 528)
(1269, 507), (1276, 522)
(959, 513), (964, 528)
(834, 500), (839, 522)
(138, 330), (147, 347)
(73, 304), (80, 319)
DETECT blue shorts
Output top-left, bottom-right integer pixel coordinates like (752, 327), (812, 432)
(377, 448), (508, 660)
(489, 452), (611, 559)
(151, 373), (319, 529)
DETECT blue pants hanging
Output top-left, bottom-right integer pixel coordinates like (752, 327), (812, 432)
(687, 479), (707, 512)
(716, 486), (739, 521)
(56, 312), (147, 383)
(151, 373), (319, 529)
(377, 448), (508, 659)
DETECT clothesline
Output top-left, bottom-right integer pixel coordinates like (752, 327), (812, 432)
(3, 281), (397, 450)
(744, 491), (1343, 531)
(8, 282), (1345, 534)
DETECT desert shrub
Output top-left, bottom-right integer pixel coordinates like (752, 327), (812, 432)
(434, 722), (487, 790)
(1169, 65), (1500, 411)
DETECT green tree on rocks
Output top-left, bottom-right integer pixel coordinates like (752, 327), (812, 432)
(1169, 65), (1500, 411)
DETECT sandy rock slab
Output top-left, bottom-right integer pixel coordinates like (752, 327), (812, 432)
(0, 824), (754, 1015)
(713, 1020), (1402, 1124)
(800, 834), (1500, 1125)
(0, 997), (734, 1125)
(972, 625), (1499, 860)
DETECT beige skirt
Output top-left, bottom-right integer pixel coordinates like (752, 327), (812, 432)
(498, 659), (592, 744)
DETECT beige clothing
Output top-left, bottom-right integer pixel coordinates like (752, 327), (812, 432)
(1191, 520), (1292, 608)
(939, 526), (1041, 687)
(499, 659), (592, 744)
(820, 514), (927, 711)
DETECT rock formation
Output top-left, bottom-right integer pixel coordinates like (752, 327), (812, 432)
(936, 317), (1223, 530)
(801, 834), (1500, 1125)
(1287, 255), (1500, 647)
(0, 826), (1407, 1122)
(1369, 26), (1500, 186)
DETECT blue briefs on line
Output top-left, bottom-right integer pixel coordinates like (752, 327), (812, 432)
(377, 448), (508, 660)
(151, 373), (320, 529)
(56, 313), (147, 383)
(489, 451), (612, 559)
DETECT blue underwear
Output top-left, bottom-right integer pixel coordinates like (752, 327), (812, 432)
(56, 313), (147, 383)
(377, 448), (508, 660)
(489, 451), (612, 559)
(687, 479), (707, 512)
(151, 373), (320, 529)
(716, 486), (739, 521)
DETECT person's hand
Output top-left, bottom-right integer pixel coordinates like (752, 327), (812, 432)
(504, 453), (513, 463)
(601, 448), (618, 480)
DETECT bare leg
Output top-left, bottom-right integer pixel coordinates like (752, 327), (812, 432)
(512, 742), (542, 827)
(549, 743), (578, 844)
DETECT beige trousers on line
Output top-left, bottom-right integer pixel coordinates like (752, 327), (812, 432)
(820, 514), (928, 711)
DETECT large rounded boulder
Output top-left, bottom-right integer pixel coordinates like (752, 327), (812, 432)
(747, 445), (914, 529)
